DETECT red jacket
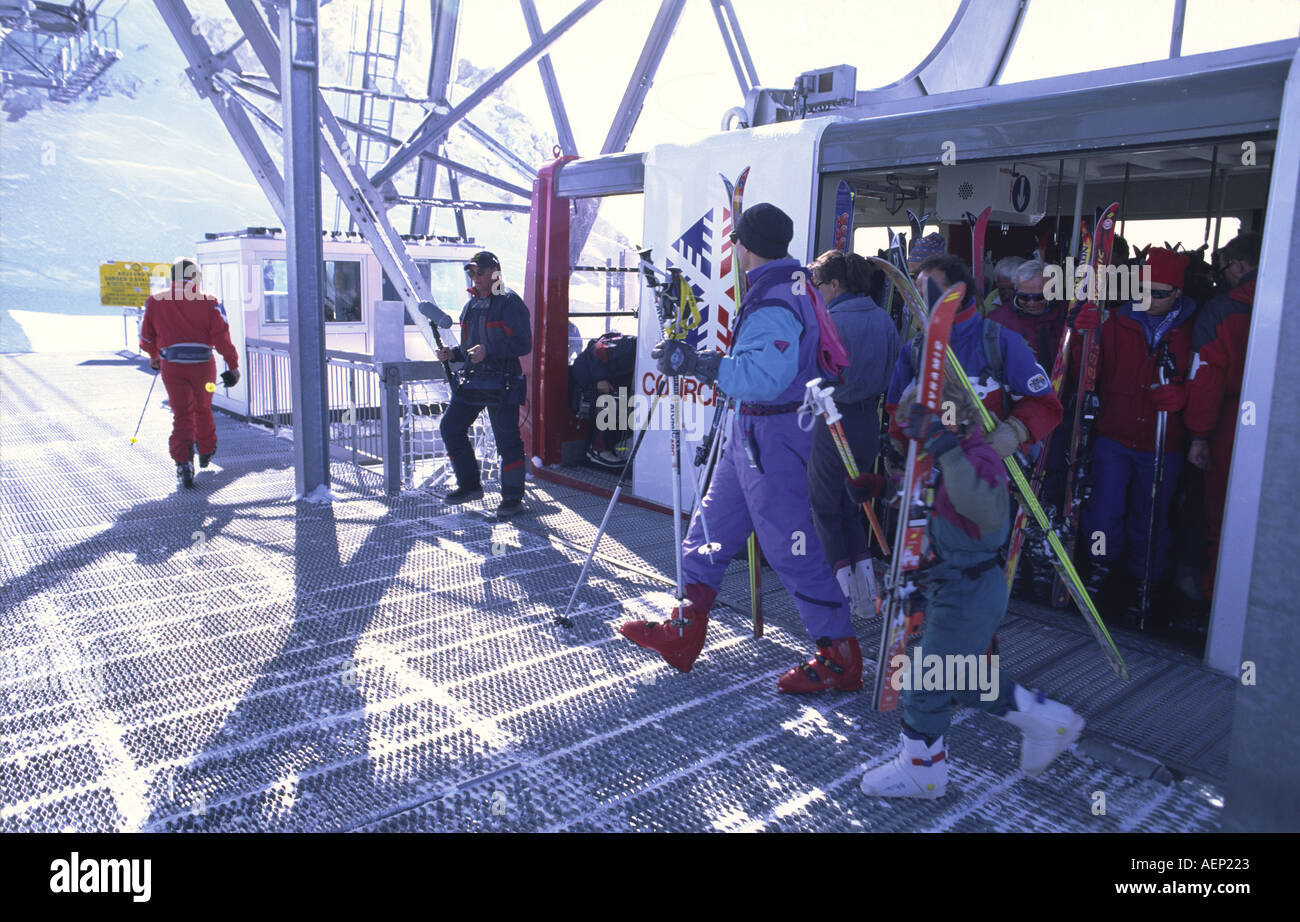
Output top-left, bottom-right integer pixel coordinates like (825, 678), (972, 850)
(1094, 298), (1196, 453)
(140, 285), (239, 368)
(1186, 275), (1255, 441)
(988, 302), (1066, 368)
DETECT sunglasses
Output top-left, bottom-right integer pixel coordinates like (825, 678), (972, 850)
(1014, 291), (1047, 302)
(1149, 288), (1176, 299)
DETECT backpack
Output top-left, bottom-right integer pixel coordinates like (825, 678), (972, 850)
(570, 332), (638, 416)
(795, 267), (850, 378)
(910, 311), (1003, 388)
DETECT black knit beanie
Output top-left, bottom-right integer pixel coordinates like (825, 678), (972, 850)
(736, 202), (793, 260)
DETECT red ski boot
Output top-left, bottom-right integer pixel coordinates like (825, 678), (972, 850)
(777, 636), (863, 693)
(620, 583), (717, 673)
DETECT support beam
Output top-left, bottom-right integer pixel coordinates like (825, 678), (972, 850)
(852, 0), (1027, 102)
(459, 118), (539, 182)
(391, 196), (532, 213)
(709, 0), (757, 96)
(570, 0), (686, 263)
(599, 0), (684, 156)
(1170, 0), (1187, 58)
(372, 0), (604, 188)
(154, 0), (286, 224)
(412, 0), (460, 235)
(280, 0), (330, 497)
(521, 0), (578, 156)
(226, 72), (531, 202)
(225, 0), (454, 354)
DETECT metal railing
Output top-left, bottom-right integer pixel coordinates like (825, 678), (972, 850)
(245, 338), (498, 494)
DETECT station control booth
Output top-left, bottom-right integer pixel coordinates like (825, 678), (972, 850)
(193, 227), (480, 417)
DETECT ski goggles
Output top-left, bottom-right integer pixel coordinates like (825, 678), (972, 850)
(1148, 288), (1176, 299)
(1013, 291), (1047, 303)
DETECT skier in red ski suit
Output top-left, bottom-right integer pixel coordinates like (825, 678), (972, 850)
(1185, 233), (1261, 597)
(139, 259), (240, 486)
(1074, 247), (1196, 611)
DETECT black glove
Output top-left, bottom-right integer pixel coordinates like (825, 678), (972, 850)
(694, 349), (722, 384)
(651, 339), (696, 378)
(845, 472), (887, 506)
(221, 368), (240, 388)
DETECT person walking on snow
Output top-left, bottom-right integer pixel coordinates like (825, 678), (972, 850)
(139, 259), (240, 487)
(854, 367), (1084, 799)
(435, 251), (532, 519)
(620, 203), (861, 693)
(806, 249), (899, 618)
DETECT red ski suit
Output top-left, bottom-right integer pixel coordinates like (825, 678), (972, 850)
(1093, 302), (1196, 455)
(139, 284), (239, 464)
(1185, 274), (1255, 593)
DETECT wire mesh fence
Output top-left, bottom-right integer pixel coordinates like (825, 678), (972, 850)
(398, 380), (499, 491)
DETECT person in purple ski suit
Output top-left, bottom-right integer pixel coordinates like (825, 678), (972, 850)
(620, 203), (861, 694)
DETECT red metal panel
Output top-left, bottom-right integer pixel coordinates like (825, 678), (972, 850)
(521, 155), (580, 465)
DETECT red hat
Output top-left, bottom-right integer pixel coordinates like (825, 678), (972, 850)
(1144, 247), (1188, 289)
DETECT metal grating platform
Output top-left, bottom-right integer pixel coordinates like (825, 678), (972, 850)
(0, 351), (1228, 831)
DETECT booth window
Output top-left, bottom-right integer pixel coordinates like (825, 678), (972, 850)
(262, 258), (363, 323)
(262, 259), (288, 323)
(324, 260), (362, 323)
(382, 259), (467, 324)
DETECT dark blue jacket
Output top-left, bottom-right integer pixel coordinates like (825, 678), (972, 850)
(452, 287), (532, 380)
(825, 292), (898, 404)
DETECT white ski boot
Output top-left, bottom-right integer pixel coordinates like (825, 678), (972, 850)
(860, 732), (947, 799)
(1001, 684), (1085, 776)
(851, 558), (879, 617)
(834, 564), (853, 604)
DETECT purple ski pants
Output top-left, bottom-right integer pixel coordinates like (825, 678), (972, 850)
(683, 410), (853, 641)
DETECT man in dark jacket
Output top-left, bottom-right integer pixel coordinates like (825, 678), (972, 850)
(436, 251), (533, 518)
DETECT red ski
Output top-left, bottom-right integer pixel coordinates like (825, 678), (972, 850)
(873, 281), (965, 711)
(1054, 202), (1121, 607)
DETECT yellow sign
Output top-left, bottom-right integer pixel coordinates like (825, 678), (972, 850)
(100, 261), (172, 307)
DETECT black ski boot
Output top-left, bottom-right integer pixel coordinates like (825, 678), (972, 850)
(198, 445), (214, 468)
(493, 497), (525, 519)
(177, 461), (195, 488)
(443, 483), (483, 504)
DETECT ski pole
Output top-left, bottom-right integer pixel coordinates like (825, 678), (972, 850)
(130, 369), (160, 444)
(800, 380), (890, 555)
(1140, 343), (1175, 624)
(557, 385), (666, 627)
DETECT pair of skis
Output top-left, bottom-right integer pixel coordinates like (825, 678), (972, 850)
(1054, 203), (1121, 607)
(866, 255), (1129, 690)
(718, 167), (763, 638)
(872, 281), (966, 710)
(1002, 206), (1114, 592)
